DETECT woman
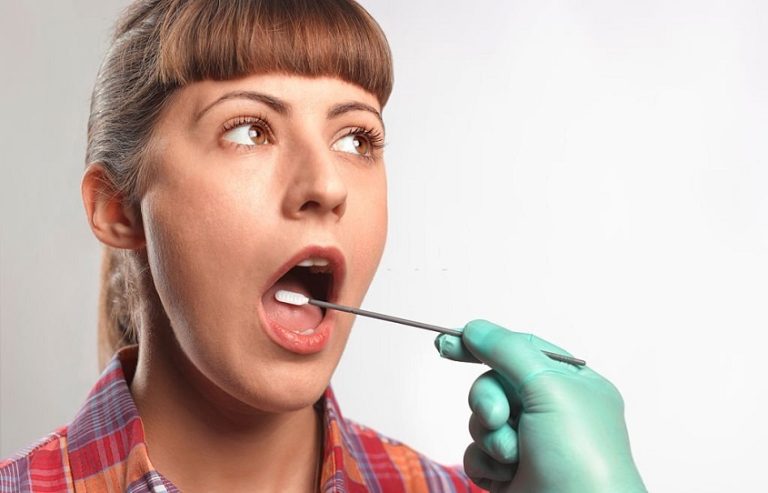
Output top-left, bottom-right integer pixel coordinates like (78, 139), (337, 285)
(0, 1), (646, 492)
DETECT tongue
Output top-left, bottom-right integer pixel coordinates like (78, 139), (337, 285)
(262, 275), (323, 333)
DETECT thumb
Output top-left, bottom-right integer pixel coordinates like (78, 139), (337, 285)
(460, 319), (575, 389)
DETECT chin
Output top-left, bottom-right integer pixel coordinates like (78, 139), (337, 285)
(234, 366), (333, 414)
(195, 341), (345, 416)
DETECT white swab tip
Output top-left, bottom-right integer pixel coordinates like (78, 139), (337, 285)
(274, 290), (310, 306)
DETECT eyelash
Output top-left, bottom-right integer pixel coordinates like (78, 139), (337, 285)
(220, 115), (386, 160)
(338, 126), (386, 162)
(221, 115), (274, 151)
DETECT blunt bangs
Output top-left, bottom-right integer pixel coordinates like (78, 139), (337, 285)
(150, 0), (393, 106)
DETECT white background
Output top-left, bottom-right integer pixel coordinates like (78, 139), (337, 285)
(2, 1), (767, 492)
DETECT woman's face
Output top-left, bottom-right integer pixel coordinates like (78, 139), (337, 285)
(140, 74), (387, 413)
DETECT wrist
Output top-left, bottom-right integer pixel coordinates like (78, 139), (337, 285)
(546, 452), (646, 493)
(580, 463), (647, 493)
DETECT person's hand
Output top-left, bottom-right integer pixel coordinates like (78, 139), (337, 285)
(435, 320), (647, 493)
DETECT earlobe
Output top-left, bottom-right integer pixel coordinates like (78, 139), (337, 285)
(81, 162), (146, 250)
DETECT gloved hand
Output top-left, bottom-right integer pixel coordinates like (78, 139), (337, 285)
(435, 320), (647, 493)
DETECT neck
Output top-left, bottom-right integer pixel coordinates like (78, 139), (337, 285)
(130, 326), (323, 493)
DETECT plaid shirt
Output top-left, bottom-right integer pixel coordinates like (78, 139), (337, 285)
(1, 347), (484, 492)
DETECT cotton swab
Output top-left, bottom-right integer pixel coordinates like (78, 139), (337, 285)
(274, 290), (586, 367)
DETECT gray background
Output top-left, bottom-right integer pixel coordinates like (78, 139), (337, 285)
(2, 1), (767, 491)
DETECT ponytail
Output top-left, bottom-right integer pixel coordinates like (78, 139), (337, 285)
(97, 246), (140, 369)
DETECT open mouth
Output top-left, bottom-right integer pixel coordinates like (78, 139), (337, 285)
(260, 248), (343, 340)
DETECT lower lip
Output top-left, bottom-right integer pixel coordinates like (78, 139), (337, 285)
(256, 302), (335, 355)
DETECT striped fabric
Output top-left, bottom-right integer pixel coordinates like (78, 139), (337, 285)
(1, 348), (485, 492)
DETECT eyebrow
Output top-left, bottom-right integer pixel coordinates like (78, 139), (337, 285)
(194, 90), (384, 130)
(195, 91), (289, 123)
(327, 101), (385, 131)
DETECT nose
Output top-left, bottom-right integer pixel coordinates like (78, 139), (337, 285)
(281, 142), (347, 221)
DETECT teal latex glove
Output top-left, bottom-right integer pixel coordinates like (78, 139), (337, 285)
(435, 320), (647, 493)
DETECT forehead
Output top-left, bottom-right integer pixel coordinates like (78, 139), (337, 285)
(178, 74), (382, 120)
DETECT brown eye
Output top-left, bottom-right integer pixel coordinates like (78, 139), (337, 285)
(333, 133), (371, 156)
(247, 124), (269, 145)
(352, 135), (369, 155)
(223, 120), (271, 147)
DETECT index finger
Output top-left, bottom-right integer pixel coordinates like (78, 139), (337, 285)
(460, 319), (578, 389)
(435, 333), (481, 363)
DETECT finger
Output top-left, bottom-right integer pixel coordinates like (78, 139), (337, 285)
(468, 371), (510, 430)
(461, 319), (577, 389)
(467, 476), (493, 492)
(469, 413), (519, 464)
(490, 481), (512, 493)
(434, 334), (481, 363)
(463, 443), (516, 483)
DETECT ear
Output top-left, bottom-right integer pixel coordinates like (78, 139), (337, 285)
(81, 162), (146, 249)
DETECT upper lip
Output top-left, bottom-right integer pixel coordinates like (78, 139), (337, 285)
(263, 245), (346, 303)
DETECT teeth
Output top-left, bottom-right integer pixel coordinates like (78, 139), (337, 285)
(296, 257), (330, 268)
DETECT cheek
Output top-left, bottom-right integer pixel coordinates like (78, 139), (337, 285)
(344, 173), (388, 302)
(368, 170), (389, 251)
(140, 176), (270, 342)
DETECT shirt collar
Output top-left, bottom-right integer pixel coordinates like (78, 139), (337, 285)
(66, 346), (375, 492)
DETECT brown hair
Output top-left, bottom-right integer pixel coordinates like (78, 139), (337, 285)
(90, 0), (393, 369)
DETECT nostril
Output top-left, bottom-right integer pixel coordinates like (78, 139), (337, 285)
(299, 200), (321, 212)
(332, 201), (346, 217)
(299, 200), (345, 217)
